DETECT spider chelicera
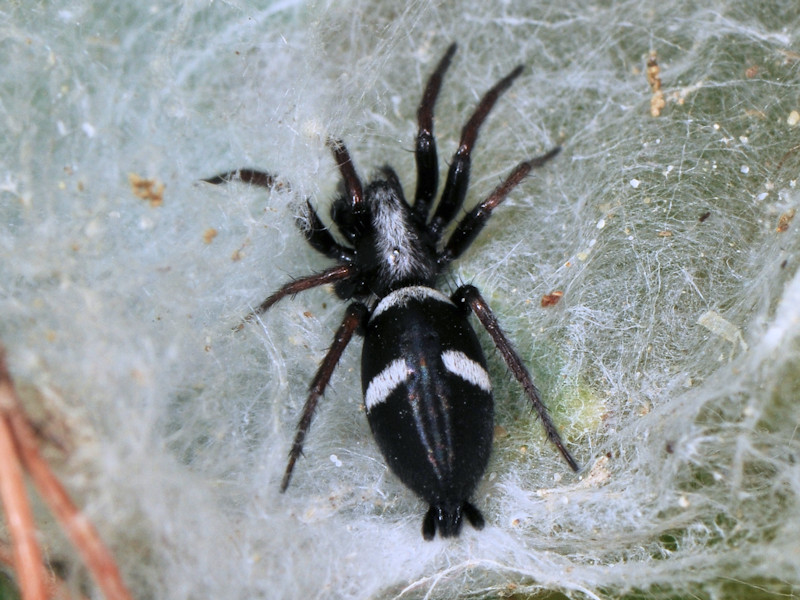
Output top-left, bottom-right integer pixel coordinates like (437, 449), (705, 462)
(206, 43), (578, 539)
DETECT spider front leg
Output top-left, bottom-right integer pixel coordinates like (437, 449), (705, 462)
(327, 138), (372, 243)
(438, 147), (560, 267)
(280, 302), (369, 491)
(428, 63), (525, 238)
(413, 43), (457, 221)
(202, 171), (356, 321)
(204, 169), (352, 262)
(453, 285), (579, 472)
(328, 138), (363, 209)
(202, 169), (278, 188)
(298, 199), (355, 263)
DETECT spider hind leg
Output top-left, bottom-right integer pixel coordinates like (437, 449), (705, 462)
(454, 284), (579, 472)
(280, 302), (368, 491)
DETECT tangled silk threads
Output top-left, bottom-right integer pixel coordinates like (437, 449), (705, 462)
(1, 0), (799, 598)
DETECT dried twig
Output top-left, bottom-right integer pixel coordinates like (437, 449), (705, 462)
(0, 406), (48, 600)
(0, 347), (133, 600)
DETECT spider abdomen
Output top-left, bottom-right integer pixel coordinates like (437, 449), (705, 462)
(361, 286), (494, 538)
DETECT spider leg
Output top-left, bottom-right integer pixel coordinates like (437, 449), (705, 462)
(238, 264), (355, 328)
(280, 302), (369, 491)
(328, 138), (372, 242)
(328, 138), (364, 210)
(428, 63), (525, 239)
(453, 284), (579, 472)
(413, 43), (457, 221)
(298, 199), (355, 263)
(202, 169), (278, 189)
(204, 167), (354, 263)
(438, 147), (560, 267)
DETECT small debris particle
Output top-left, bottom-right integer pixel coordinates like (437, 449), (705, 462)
(698, 310), (748, 353)
(776, 144), (800, 172)
(646, 51), (665, 117)
(630, 178), (641, 189)
(698, 211), (711, 222)
(231, 240), (250, 262)
(203, 228), (218, 244)
(657, 230), (673, 237)
(778, 49), (800, 64)
(745, 64), (759, 78)
(788, 110), (800, 126)
(584, 456), (611, 486)
(745, 108), (767, 119)
(777, 209), (796, 233)
(541, 290), (564, 307)
(128, 173), (165, 207)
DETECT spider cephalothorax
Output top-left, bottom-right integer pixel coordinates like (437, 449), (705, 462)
(324, 165), (440, 298)
(206, 43), (578, 539)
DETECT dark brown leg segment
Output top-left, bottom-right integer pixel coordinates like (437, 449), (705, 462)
(454, 285), (579, 472)
(280, 302), (369, 491)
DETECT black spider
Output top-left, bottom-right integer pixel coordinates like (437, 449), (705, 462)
(206, 43), (578, 539)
